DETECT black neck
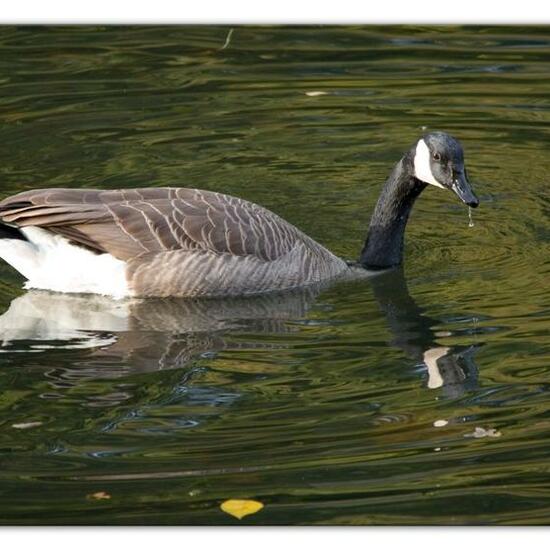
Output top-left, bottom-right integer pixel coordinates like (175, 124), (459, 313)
(359, 151), (427, 269)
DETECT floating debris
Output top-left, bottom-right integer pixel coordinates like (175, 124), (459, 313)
(220, 28), (234, 50)
(12, 421), (43, 430)
(305, 91), (328, 97)
(221, 499), (264, 520)
(465, 427), (502, 439)
(87, 491), (111, 500)
(433, 419), (448, 428)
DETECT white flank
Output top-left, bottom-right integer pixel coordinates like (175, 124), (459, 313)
(0, 227), (131, 298)
(423, 346), (450, 389)
(414, 139), (444, 188)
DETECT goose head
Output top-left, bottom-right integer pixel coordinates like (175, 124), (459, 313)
(413, 132), (479, 208)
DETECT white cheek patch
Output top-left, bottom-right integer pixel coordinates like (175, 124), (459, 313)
(414, 139), (444, 188)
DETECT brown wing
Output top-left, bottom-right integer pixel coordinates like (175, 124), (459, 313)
(0, 187), (304, 262)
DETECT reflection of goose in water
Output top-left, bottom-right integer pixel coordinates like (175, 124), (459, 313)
(0, 272), (479, 395)
(0, 287), (318, 373)
(369, 269), (479, 397)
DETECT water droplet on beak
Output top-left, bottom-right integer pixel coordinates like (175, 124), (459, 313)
(468, 206), (475, 228)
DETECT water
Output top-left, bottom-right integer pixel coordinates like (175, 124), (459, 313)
(0, 25), (549, 525)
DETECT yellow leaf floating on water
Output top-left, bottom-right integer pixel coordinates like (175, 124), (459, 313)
(87, 491), (111, 501)
(220, 499), (264, 520)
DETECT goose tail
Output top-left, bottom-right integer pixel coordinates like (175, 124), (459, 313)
(0, 222), (26, 241)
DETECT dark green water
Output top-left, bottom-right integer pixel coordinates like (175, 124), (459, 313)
(0, 25), (549, 525)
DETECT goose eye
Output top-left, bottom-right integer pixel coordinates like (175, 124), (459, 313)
(433, 152), (441, 161)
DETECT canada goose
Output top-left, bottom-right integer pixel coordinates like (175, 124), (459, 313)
(0, 131), (478, 299)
